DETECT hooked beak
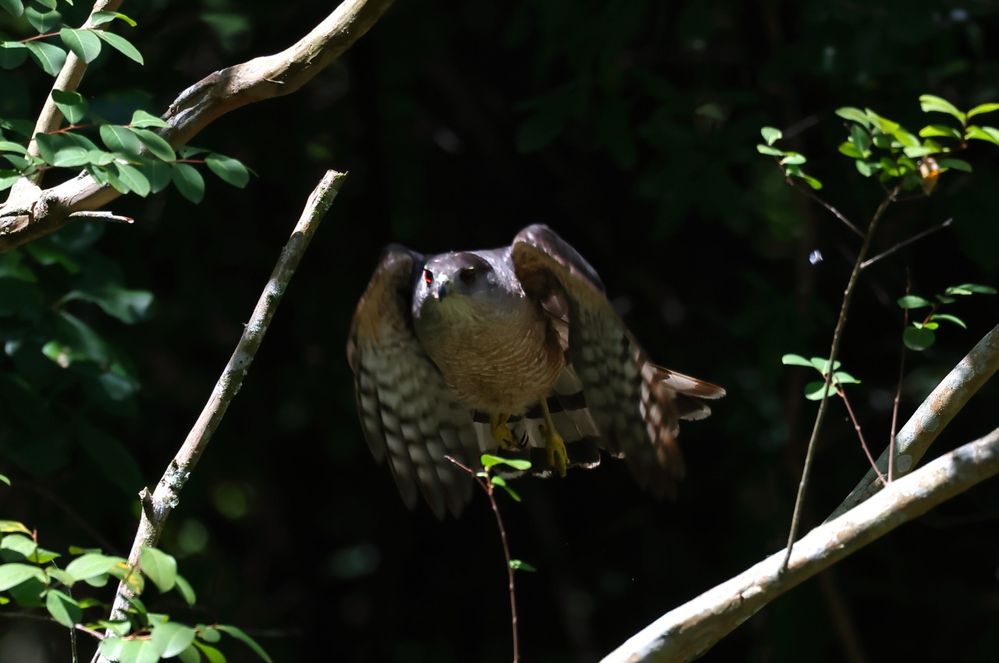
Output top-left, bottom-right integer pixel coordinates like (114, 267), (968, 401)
(433, 275), (451, 300)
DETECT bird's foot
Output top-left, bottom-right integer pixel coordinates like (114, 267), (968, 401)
(490, 413), (519, 451)
(541, 424), (568, 477)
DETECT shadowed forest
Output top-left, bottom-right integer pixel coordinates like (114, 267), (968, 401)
(1, 1), (998, 661)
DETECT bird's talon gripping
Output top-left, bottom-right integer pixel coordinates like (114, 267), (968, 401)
(490, 414), (518, 451)
(542, 425), (568, 478)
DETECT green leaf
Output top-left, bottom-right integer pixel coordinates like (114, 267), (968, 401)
(1, 533), (38, 558)
(929, 315), (966, 329)
(832, 371), (861, 385)
(966, 102), (999, 119)
(490, 475), (521, 502)
(128, 127), (175, 161)
(0, 140), (28, 155)
(129, 109), (169, 129)
(779, 152), (806, 165)
(172, 163), (204, 203)
(94, 29), (143, 64)
(835, 107), (870, 128)
(946, 283), (997, 296)
(509, 559), (537, 572)
(808, 357), (842, 373)
(964, 125), (999, 146)
(919, 124), (961, 139)
(804, 380), (835, 401)
(100, 637), (162, 663)
(0, 520), (31, 535)
(855, 160), (877, 177)
(59, 28), (102, 63)
(61, 285), (153, 324)
(178, 646), (202, 663)
(25, 7), (61, 32)
(0, 474), (9, 486)
(51, 89), (87, 124)
(34, 133), (90, 167)
(198, 625), (222, 644)
(114, 162), (151, 196)
(837, 141), (863, 159)
(194, 641), (227, 663)
(897, 295), (933, 309)
(24, 41), (66, 76)
(205, 154), (249, 188)
(902, 145), (936, 158)
(760, 126), (781, 145)
(937, 158), (972, 173)
(864, 109), (901, 135)
(480, 454), (532, 471)
(152, 622), (197, 658)
(99, 124), (142, 155)
(903, 326), (935, 351)
(919, 94), (965, 123)
(91, 10), (137, 27)
(45, 589), (81, 627)
(217, 624), (273, 663)
(756, 144), (785, 157)
(0, 563), (47, 591)
(780, 353), (812, 368)
(65, 553), (125, 582)
(175, 574), (196, 606)
(140, 546), (177, 593)
(0, 0), (23, 18)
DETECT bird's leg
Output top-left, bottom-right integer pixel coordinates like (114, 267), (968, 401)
(539, 399), (568, 477)
(490, 413), (518, 451)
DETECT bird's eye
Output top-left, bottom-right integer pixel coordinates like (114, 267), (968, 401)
(423, 269), (433, 285)
(459, 267), (476, 285)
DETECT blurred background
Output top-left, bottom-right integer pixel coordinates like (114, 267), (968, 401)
(2, 1), (998, 661)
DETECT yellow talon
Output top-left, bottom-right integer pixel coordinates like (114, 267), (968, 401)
(490, 413), (518, 451)
(539, 399), (568, 477)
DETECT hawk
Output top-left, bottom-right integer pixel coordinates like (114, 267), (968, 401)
(347, 224), (724, 518)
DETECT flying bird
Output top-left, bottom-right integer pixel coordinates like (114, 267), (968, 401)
(347, 224), (724, 518)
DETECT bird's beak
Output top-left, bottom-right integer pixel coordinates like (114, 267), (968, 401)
(434, 275), (451, 300)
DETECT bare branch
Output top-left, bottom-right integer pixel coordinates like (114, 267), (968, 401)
(0, 0), (394, 252)
(67, 211), (133, 224)
(96, 170), (346, 654)
(859, 217), (954, 271)
(783, 186), (898, 569)
(601, 427), (999, 663)
(829, 321), (999, 519)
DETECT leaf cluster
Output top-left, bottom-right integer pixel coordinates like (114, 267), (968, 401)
(0, 513), (271, 663)
(780, 354), (861, 401)
(897, 283), (996, 351)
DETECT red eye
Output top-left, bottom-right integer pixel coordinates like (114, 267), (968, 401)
(423, 269), (433, 285)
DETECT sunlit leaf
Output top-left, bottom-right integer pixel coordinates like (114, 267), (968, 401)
(966, 102), (999, 119)
(919, 94), (965, 123)
(903, 326), (935, 351)
(60, 28), (102, 63)
(140, 546), (177, 592)
(897, 295), (933, 309)
(94, 30), (143, 64)
(45, 589), (81, 627)
(760, 126), (781, 145)
(0, 563), (47, 591)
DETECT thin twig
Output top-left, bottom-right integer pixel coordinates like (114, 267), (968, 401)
(837, 389), (885, 486)
(445, 456), (520, 663)
(860, 217), (954, 271)
(95, 171), (346, 657)
(889, 274), (911, 482)
(829, 321), (999, 519)
(793, 181), (865, 238)
(67, 211), (134, 224)
(600, 427), (999, 663)
(782, 186), (899, 571)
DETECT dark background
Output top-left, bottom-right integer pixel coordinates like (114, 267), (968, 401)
(2, 1), (998, 661)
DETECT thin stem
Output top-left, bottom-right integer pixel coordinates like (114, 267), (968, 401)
(860, 217), (954, 271)
(782, 185), (899, 571)
(889, 275), (911, 482)
(837, 389), (885, 486)
(792, 181), (865, 238)
(445, 456), (520, 663)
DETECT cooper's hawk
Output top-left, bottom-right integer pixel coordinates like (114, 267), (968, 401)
(347, 224), (724, 517)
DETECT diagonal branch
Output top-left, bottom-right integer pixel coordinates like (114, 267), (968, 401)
(0, 0), (394, 252)
(600, 426), (999, 663)
(828, 321), (999, 519)
(96, 170), (346, 655)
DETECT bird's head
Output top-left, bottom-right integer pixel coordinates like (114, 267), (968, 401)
(413, 251), (502, 322)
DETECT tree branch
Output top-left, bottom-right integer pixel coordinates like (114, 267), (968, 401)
(828, 321), (999, 519)
(95, 170), (346, 655)
(600, 427), (999, 663)
(0, 0), (393, 251)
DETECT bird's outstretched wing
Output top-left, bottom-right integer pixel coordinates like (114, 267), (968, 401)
(347, 245), (482, 518)
(511, 224), (725, 497)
